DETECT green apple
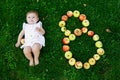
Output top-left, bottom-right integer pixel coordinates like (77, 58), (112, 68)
(93, 34), (99, 41)
(61, 27), (66, 32)
(65, 51), (72, 59)
(69, 34), (76, 41)
(82, 19), (90, 27)
(95, 41), (103, 48)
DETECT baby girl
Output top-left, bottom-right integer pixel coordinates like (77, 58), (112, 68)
(15, 10), (45, 66)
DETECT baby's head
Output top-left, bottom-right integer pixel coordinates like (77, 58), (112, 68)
(26, 10), (39, 24)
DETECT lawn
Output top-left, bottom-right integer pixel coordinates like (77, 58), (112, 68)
(0, 0), (120, 80)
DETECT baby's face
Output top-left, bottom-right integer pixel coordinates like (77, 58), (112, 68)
(26, 13), (39, 24)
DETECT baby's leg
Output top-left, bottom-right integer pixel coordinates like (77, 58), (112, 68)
(32, 43), (42, 65)
(23, 46), (34, 66)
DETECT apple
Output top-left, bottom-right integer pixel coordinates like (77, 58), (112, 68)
(95, 41), (103, 48)
(97, 48), (105, 55)
(93, 54), (100, 60)
(64, 30), (71, 36)
(62, 45), (70, 52)
(68, 58), (76, 66)
(59, 21), (66, 27)
(21, 38), (25, 44)
(61, 15), (68, 21)
(84, 62), (90, 69)
(75, 61), (83, 69)
(73, 10), (80, 17)
(81, 27), (88, 33)
(93, 34), (99, 41)
(88, 30), (94, 37)
(82, 19), (90, 27)
(69, 34), (76, 41)
(67, 11), (73, 17)
(74, 28), (82, 36)
(65, 51), (72, 59)
(79, 14), (86, 21)
(61, 27), (66, 32)
(62, 37), (70, 44)
(88, 58), (96, 65)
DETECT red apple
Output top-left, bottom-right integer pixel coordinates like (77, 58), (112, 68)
(81, 27), (88, 33)
(88, 31), (94, 36)
(74, 28), (82, 36)
(67, 11), (73, 17)
(61, 15), (68, 21)
(79, 14), (86, 21)
(62, 37), (70, 44)
(62, 45), (70, 52)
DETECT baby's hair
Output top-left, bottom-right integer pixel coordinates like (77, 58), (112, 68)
(26, 10), (39, 17)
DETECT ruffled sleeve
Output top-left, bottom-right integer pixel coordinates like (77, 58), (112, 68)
(36, 21), (42, 28)
(22, 23), (26, 30)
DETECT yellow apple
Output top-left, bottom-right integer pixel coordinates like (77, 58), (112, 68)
(73, 10), (80, 17)
(59, 21), (66, 27)
(82, 19), (90, 27)
(21, 38), (25, 44)
(93, 54), (100, 60)
(75, 61), (83, 69)
(84, 62), (90, 69)
(65, 51), (72, 59)
(88, 58), (96, 65)
(68, 58), (76, 66)
(97, 48), (105, 55)
(64, 30), (71, 36)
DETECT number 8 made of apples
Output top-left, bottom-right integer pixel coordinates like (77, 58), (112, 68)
(58, 10), (105, 69)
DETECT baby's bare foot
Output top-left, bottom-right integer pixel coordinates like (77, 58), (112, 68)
(34, 58), (39, 65)
(29, 60), (34, 66)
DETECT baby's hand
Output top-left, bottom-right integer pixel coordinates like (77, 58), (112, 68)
(15, 42), (20, 47)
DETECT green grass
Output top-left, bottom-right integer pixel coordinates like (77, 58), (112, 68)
(0, 0), (120, 80)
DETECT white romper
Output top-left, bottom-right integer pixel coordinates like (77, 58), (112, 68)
(21, 21), (45, 48)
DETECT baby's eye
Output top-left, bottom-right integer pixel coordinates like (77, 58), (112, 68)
(32, 17), (35, 19)
(28, 17), (31, 18)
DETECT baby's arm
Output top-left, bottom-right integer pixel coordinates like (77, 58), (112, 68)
(36, 27), (45, 35)
(15, 30), (25, 47)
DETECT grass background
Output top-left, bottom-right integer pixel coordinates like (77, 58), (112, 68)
(0, 0), (120, 80)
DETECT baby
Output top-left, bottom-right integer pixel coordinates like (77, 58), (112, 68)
(15, 10), (45, 66)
